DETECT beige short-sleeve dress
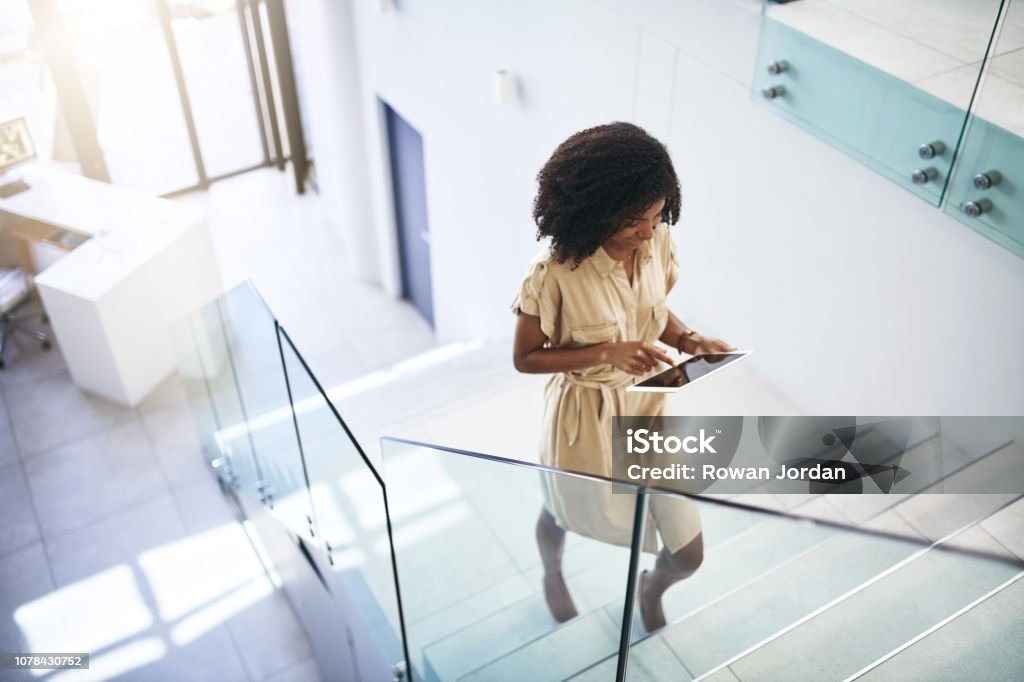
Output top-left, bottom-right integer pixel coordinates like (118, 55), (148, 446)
(512, 225), (701, 554)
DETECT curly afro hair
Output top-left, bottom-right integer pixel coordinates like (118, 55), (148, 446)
(532, 122), (681, 268)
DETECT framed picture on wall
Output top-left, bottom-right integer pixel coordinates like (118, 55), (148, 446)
(0, 118), (36, 173)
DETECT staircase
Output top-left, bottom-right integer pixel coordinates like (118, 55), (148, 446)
(183, 284), (1023, 681)
(390, 434), (1024, 681)
(253, 336), (1023, 681)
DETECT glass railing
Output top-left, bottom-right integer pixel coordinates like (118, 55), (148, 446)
(278, 327), (407, 677)
(379, 438), (1023, 682)
(379, 438), (639, 681)
(173, 281), (410, 681)
(175, 281), (1024, 681)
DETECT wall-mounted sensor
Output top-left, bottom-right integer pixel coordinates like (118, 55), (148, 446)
(492, 70), (518, 105)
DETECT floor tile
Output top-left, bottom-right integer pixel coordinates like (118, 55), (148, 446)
(994, 0), (1024, 56)
(23, 419), (169, 538)
(768, 0), (965, 85)
(0, 462), (41, 557)
(136, 373), (190, 415)
(979, 497), (1024, 562)
(858, 576), (1024, 682)
(0, 305), (65, 388)
(95, 625), (250, 682)
(171, 474), (241, 534)
(0, 543), (68, 655)
(261, 656), (321, 682)
(4, 370), (136, 458)
(991, 47), (1024, 88)
(41, 495), (264, 681)
(140, 405), (211, 489)
(827, 0), (1003, 64)
(0, 420), (18, 468)
(42, 494), (187, 588)
(971, 72), (1024, 138)
(226, 590), (313, 681)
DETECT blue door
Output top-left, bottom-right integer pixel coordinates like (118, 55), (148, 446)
(384, 102), (434, 327)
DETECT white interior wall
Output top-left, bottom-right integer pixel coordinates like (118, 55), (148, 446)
(302, 0), (1024, 414)
(284, 0), (378, 281)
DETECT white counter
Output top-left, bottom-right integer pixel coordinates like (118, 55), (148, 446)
(0, 167), (223, 406)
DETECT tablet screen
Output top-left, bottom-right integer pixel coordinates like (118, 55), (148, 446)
(627, 351), (752, 392)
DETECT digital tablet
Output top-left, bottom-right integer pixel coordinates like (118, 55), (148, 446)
(627, 351), (753, 393)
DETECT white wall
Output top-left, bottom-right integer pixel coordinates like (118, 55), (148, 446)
(305, 0), (1024, 415)
(284, 0), (378, 281)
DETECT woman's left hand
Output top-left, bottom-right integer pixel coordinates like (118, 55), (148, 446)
(682, 333), (736, 356)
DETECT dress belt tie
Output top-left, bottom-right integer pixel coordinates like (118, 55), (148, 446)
(560, 372), (634, 450)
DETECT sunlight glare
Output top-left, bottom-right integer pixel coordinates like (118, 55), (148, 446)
(14, 565), (152, 659)
(138, 522), (265, 621)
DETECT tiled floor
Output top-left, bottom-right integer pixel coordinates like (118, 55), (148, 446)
(0, 333), (317, 681)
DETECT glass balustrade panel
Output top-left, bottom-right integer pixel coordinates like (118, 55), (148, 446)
(381, 438), (642, 682)
(618, 487), (1022, 680)
(279, 329), (406, 678)
(942, 0), (1024, 258)
(216, 282), (311, 536)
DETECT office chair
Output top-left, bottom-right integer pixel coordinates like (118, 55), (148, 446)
(0, 267), (51, 369)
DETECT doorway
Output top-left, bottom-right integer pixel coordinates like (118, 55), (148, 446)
(384, 102), (434, 328)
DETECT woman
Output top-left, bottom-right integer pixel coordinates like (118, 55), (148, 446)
(512, 122), (735, 631)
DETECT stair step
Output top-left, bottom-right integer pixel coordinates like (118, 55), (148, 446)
(568, 635), (693, 681)
(936, 416), (1022, 461)
(404, 490), (776, 674)
(407, 573), (534, 675)
(724, 527), (1020, 681)
(459, 609), (620, 681)
(822, 435), (969, 524)
(979, 497), (1024, 562)
(422, 594), (557, 682)
(856, 574), (1024, 681)
(656, 511), (924, 676)
(393, 504), (524, 619)
(611, 511), (837, 642)
(891, 443), (1024, 542)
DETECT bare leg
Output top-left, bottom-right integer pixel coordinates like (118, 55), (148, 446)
(536, 507), (578, 623)
(639, 532), (704, 631)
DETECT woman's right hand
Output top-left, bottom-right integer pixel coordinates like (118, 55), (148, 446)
(598, 342), (675, 376)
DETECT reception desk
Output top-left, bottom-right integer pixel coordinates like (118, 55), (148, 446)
(0, 167), (222, 406)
